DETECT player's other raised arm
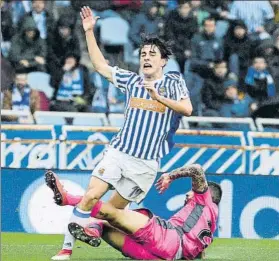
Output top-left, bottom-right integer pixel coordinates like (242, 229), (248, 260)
(80, 6), (113, 82)
(155, 164), (208, 194)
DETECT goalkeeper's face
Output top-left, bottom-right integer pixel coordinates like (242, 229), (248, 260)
(140, 45), (166, 77)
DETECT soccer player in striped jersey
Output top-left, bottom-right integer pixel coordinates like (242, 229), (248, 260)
(47, 6), (192, 260)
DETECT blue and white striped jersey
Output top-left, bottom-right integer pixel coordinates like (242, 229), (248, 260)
(109, 66), (189, 160)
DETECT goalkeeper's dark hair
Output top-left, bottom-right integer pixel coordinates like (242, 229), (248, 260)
(208, 181), (222, 205)
(139, 34), (172, 60)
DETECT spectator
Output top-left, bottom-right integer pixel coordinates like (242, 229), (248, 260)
(53, 1), (76, 20)
(1, 1), (15, 41)
(224, 20), (253, 89)
(1, 54), (15, 92)
(203, 0), (230, 38)
(1, 1), (15, 57)
(8, 17), (47, 73)
(245, 57), (276, 103)
(50, 53), (94, 112)
(9, 0), (32, 26)
(190, 0), (210, 30)
(108, 83), (125, 113)
(2, 71), (40, 122)
(184, 71), (204, 116)
(201, 60), (231, 116)
(203, 0), (230, 20)
(129, 2), (161, 49)
(271, 30), (279, 93)
(19, 0), (55, 42)
(164, 0), (198, 72)
(154, 0), (173, 19)
(255, 38), (276, 63)
(228, 1), (275, 38)
(47, 14), (81, 77)
(190, 17), (224, 78)
(220, 79), (254, 118)
(71, 0), (117, 19)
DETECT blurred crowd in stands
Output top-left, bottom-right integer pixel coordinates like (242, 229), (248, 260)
(1, 0), (279, 123)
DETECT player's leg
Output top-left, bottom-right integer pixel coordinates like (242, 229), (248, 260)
(102, 226), (160, 260)
(50, 176), (110, 260)
(50, 148), (123, 260)
(87, 191), (130, 238)
(45, 170), (83, 206)
(89, 200), (150, 234)
(45, 174), (130, 253)
(69, 222), (159, 260)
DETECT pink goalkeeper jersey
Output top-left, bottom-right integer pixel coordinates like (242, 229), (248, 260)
(168, 189), (218, 260)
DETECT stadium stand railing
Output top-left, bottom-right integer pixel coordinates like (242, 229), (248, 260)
(1, 109), (34, 124)
(181, 116), (257, 131)
(3, 110), (279, 132)
(33, 111), (109, 126)
(255, 118), (279, 131)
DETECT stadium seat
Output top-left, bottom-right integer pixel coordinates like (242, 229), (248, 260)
(100, 17), (130, 46)
(108, 113), (125, 127)
(34, 111), (109, 126)
(73, 113), (109, 126)
(27, 72), (54, 99)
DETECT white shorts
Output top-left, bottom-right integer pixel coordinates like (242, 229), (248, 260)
(92, 148), (159, 203)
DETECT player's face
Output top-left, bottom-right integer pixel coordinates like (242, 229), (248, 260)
(140, 45), (166, 77)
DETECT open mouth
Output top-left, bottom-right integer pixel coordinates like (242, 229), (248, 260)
(143, 63), (152, 69)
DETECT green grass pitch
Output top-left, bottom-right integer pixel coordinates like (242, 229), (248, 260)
(1, 233), (279, 261)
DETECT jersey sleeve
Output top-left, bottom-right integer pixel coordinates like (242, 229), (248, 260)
(177, 76), (190, 101)
(112, 66), (136, 93)
(193, 188), (213, 206)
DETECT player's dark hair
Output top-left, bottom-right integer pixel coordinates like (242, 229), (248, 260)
(208, 181), (222, 205)
(139, 34), (172, 60)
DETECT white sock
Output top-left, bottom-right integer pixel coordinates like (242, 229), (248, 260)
(62, 207), (91, 250)
(62, 229), (75, 250)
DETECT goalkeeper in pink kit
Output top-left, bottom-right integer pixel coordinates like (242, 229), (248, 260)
(68, 164), (222, 260)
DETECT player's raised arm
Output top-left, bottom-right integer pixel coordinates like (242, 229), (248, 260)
(80, 6), (113, 82)
(155, 164), (208, 193)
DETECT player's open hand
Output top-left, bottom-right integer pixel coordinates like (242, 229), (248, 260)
(80, 6), (100, 32)
(143, 81), (160, 101)
(155, 173), (171, 194)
